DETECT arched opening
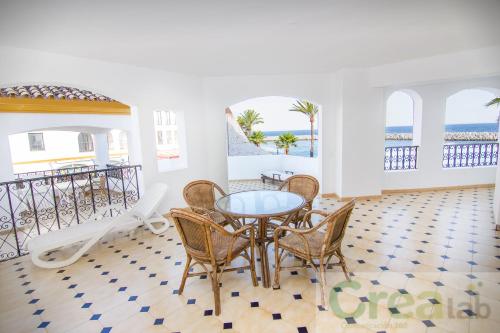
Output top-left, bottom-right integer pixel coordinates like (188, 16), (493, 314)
(443, 89), (499, 168)
(384, 90), (422, 170)
(225, 96), (321, 192)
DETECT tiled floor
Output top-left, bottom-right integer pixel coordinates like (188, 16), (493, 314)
(0, 182), (498, 333)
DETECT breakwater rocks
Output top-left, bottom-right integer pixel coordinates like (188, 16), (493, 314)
(386, 133), (413, 140)
(444, 132), (497, 141)
(386, 132), (497, 141)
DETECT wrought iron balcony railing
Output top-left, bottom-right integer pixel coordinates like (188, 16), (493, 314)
(443, 143), (498, 168)
(384, 146), (418, 171)
(0, 165), (142, 261)
(15, 165), (97, 180)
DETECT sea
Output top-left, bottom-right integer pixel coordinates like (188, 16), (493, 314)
(261, 130), (318, 157)
(260, 123), (498, 157)
(385, 123), (498, 147)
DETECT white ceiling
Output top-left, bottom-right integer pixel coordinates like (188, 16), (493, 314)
(1, 0), (499, 76)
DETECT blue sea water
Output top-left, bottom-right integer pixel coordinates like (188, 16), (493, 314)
(385, 123), (498, 133)
(261, 130), (318, 157)
(263, 129), (319, 136)
(258, 124), (498, 156)
(385, 123), (498, 147)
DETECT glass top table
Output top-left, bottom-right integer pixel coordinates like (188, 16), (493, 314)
(216, 190), (306, 288)
(216, 190), (306, 218)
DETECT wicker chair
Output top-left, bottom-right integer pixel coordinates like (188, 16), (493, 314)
(272, 200), (355, 306)
(277, 175), (320, 228)
(170, 208), (258, 315)
(183, 180), (234, 227)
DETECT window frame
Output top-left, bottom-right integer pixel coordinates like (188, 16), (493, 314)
(153, 109), (187, 172)
(78, 132), (94, 153)
(28, 132), (45, 152)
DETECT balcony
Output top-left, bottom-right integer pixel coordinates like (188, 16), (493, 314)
(443, 142), (498, 168)
(0, 165), (142, 261)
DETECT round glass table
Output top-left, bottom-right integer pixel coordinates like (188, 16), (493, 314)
(216, 190), (306, 288)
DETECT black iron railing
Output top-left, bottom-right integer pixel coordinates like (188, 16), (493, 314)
(0, 165), (142, 261)
(15, 165), (97, 180)
(384, 146), (418, 171)
(443, 143), (498, 168)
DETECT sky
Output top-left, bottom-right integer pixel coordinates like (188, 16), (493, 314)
(386, 89), (498, 127)
(230, 90), (498, 130)
(230, 96), (318, 131)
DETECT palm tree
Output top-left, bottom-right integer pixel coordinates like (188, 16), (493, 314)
(275, 132), (298, 155)
(486, 98), (500, 107)
(486, 97), (500, 125)
(237, 109), (264, 137)
(249, 131), (266, 146)
(289, 100), (319, 157)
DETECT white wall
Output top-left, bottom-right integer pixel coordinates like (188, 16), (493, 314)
(228, 155), (319, 182)
(0, 46), (206, 210)
(336, 69), (385, 198)
(1, 45), (499, 212)
(370, 46), (500, 88)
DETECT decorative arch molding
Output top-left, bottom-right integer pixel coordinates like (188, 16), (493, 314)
(0, 85), (130, 115)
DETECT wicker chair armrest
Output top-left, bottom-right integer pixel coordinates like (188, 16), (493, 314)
(230, 224), (255, 237)
(299, 210), (332, 230)
(303, 209), (329, 219)
(273, 225), (313, 236)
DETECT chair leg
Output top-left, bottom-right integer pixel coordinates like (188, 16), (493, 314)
(211, 266), (221, 316)
(306, 219), (313, 228)
(179, 254), (192, 294)
(272, 243), (281, 289)
(249, 242), (258, 287)
(336, 249), (351, 281)
(319, 260), (327, 307)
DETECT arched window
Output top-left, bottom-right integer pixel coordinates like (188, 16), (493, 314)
(385, 91), (414, 146)
(384, 90), (422, 170)
(443, 89), (499, 168)
(78, 133), (94, 152)
(119, 131), (128, 150)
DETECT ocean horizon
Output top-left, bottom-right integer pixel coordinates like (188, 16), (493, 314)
(259, 123), (498, 157)
(263, 123), (498, 137)
(386, 123), (498, 134)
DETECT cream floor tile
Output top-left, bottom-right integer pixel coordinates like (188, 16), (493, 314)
(0, 185), (498, 333)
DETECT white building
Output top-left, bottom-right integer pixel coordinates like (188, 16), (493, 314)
(8, 129), (129, 174)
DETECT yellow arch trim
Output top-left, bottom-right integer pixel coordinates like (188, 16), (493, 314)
(0, 97), (130, 115)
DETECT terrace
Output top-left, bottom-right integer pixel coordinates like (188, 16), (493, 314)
(0, 2), (500, 333)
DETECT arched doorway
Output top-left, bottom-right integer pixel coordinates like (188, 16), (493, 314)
(225, 96), (321, 192)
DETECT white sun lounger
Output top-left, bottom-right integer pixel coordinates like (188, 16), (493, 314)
(27, 183), (170, 269)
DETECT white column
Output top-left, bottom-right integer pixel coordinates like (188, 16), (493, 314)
(94, 132), (110, 168)
(418, 88), (447, 174)
(494, 126), (500, 229)
(0, 133), (15, 182)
